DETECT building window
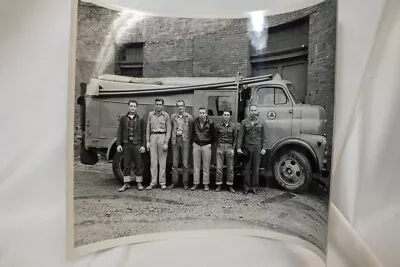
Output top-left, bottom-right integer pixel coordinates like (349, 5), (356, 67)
(117, 42), (144, 77)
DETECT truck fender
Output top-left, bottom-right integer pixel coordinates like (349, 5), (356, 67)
(268, 138), (319, 172)
(107, 138), (118, 161)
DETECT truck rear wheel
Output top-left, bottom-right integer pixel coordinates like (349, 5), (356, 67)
(112, 152), (124, 184)
(273, 150), (312, 193)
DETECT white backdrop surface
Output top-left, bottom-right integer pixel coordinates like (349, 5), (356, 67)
(0, 0), (399, 266)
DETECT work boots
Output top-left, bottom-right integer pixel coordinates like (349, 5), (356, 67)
(118, 183), (130, 192)
(250, 188), (258, 195)
(243, 185), (249, 194)
(167, 183), (175, 189)
(215, 185), (235, 193)
(137, 182), (144, 191)
(190, 184), (198, 191)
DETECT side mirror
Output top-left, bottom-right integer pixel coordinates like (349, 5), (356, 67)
(77, 96), (85, 106)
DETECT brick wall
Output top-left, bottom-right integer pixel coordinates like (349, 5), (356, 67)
(74, 2), (118, 155)
(143, 39), (194, 77)
(74, 0), (336, 169)
(140, 17), (249, 77)
(307, 0), (337, 166)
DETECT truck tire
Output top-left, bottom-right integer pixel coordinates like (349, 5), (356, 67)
(273, 150), (312, 193)
(112, 152), (124, 184)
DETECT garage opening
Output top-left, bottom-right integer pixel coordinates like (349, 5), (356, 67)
(251, 17), (309, 103)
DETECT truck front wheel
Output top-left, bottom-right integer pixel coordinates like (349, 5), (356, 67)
(273, 150), (313, 193)
(112, 152), (124, 184)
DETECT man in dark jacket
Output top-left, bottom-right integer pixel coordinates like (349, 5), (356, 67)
(237, 105), (267, 194)
(116, 100), (146, 192)
(191, 107), (215, 191)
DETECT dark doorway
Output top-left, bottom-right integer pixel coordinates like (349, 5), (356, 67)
(252, 56), (308, 103)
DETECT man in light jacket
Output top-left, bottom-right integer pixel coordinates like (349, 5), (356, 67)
(168, 100), (193, 190)
(146, 98), (171, 190)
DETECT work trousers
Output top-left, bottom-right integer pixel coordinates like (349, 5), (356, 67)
(123, 143), (143, 183)
(243, 145), (262, 189)
(193, 143), (212, 185)
(149, 134), (167, 186)
(216, 143), (234, 186)
(172, 136), (190, 185)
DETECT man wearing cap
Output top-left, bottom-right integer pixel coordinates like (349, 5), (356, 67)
(168, 100), (193, 190)
(146, 98), (171, 190)
(237, 105), (267, 194)
(215, 110), (238, 193)
(191, 107), (215, 191)
(116, 100), (146, 192)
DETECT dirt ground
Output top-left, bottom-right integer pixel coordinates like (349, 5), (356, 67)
(73, 160), (329, 252)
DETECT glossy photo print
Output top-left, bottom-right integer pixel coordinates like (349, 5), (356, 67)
(68, 0), (337, 257)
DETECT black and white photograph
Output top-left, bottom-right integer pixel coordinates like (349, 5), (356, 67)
(71, 0), (336, 254)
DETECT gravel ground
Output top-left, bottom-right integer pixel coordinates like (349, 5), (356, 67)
(74, 160), (329, 252)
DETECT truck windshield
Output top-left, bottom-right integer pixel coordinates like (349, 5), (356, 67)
(287, 84), (299, 104)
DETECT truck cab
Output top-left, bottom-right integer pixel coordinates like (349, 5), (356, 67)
(192, 74), (328, 192)
(240, 75), (328, 192)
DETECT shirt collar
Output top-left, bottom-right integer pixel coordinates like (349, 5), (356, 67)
(197, 117), (208, 124)
(250, 117), (258, 122)
(247, 117), (259, 125)
(127, 112), (137, 118)
(154, 111), (164, 116)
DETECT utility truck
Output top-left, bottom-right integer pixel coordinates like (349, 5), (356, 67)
(77, 73), (329, 192)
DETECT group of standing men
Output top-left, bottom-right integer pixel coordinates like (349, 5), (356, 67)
(116, 98), (267, 195)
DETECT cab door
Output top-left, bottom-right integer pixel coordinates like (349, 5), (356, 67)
(193, 89), (238, 125)
(253, 85), (293, 148)
(193, 89), (238, 167)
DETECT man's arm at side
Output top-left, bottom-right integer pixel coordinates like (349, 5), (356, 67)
(146, 112), (151, 145)
(237, 120), (244, 150)
(261, 119), (268, 151)
(116, 116), (123, 146)
(165, 113), (171, 144)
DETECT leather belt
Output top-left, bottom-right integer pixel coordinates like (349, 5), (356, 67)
(218, 143), (233, 146)
(151, 131), (166, 135)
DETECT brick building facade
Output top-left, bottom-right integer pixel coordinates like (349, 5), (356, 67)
(74, 0), (336, 164)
